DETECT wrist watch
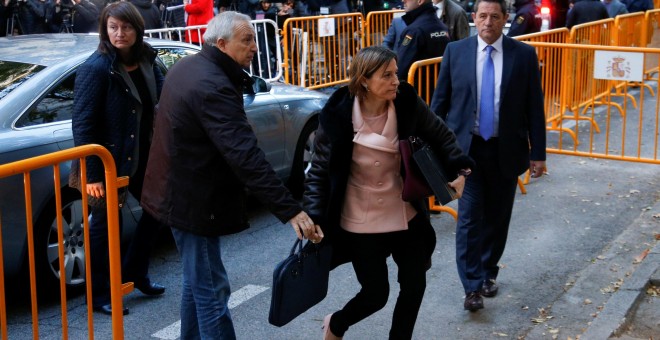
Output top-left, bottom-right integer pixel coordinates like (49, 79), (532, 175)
(458, 169), (471, 177)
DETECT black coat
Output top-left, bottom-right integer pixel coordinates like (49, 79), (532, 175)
(73, 44), (164, 184)
(303, 83), (474, 267)
(566, 0), (609, 28)
(129, 0), (163, 29)
(396, 2), (450, 80)
(507, 0), (542, 37)
(72, 0), (99, 33)
(20, 0), (52, 34)
(142, 45), (302, 237)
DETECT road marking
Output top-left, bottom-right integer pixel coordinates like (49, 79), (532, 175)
(151, 320), (181, 340)
(228, 284), (269, 309)
(151, 284), (269, 339)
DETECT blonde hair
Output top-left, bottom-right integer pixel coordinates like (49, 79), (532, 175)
(348, 46), (397, 99)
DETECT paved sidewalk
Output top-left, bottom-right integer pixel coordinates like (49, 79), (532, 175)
(523, 197), (660, 340)
(605, 242), (659, 340)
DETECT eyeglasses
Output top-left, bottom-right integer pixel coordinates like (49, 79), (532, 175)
(107, 24), (135, 34)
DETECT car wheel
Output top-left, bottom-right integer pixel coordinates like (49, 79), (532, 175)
(34, 189), (87, 292)
(288, 117), (318, 198)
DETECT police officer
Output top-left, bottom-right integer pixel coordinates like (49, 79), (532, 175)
(507, 0), (542, 36)
(396, 0), (450, 80)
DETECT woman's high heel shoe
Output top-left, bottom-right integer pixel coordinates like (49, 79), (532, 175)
(322, 314), (342, 340)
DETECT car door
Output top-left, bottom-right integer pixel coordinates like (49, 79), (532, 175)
(244, 86), (286, 176)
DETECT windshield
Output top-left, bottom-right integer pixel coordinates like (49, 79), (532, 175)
(0, 60), (46, 100)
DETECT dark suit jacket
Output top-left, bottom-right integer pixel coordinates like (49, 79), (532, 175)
(430, 35), (546, 178)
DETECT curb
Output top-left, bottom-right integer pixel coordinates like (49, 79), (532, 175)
(581, 241), (660, 340)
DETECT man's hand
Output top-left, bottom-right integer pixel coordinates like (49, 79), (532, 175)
(530, 160), (546, 178)
(86, 182), (105, 199)
(289, 211), (324, 243)
(449, 174), (466, 198)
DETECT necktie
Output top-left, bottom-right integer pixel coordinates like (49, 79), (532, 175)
(480, 45), (495, 140)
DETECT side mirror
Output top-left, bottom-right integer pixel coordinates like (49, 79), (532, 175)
(252, 76), (272, 93)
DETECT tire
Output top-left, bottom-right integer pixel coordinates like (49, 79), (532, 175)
(34, 189), (87, 293)
(288, 117), (318, 198)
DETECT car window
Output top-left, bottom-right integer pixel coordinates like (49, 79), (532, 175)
(15, 72), (76, 128)
(13, 46), (198, 128)
(157, 47), (198, 70)
(0, 61), (46, 100)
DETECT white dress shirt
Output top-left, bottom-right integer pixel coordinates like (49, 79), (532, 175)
(434, 0), (444, 18)
(475, 35), (504, 138)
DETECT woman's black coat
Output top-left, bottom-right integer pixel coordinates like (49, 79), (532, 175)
(303, 82), (474, 268)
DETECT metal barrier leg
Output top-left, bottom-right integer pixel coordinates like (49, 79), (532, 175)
(427, 197), (458, 221)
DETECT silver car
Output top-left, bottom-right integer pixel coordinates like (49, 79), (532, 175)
(0, 34), (326, 292)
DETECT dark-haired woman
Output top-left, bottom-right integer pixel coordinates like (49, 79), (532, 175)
(72, 1), (165, 316)
(303, 46), (474, 339)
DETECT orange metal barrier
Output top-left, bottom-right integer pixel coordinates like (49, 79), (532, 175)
(363, 10), (405, 47)
(407, 56), (442, 104)
(0, 145), (128, 339)
(614, 12), (647, 47)
(613, 13), (656, 106)
(514, 28), (573, 140)
(564, 19), (634, 136)
(568, 18), (614, 45)
(514, 27), (570, 44)
(282, 13), (364, 89)
(643, 10), (660, 80)
(527, 42), (660, 164)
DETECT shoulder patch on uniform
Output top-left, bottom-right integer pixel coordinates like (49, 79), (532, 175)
(516, 16), (525, 24)
(402, 34), (413, 46)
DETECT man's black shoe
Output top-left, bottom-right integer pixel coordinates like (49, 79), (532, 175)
(463, 291), (484, 312)
(135, 281), (165, 296)
(481, 279), (498, 298)
(94, 304), (129, 316)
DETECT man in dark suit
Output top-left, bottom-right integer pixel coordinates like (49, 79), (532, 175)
(430, 0), (546, 312)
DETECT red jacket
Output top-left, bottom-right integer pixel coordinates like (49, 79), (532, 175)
(184, 0), (213, 44)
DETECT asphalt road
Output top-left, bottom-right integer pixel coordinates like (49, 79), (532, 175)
(3, 146), (659, 339)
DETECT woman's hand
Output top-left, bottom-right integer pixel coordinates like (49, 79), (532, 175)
(449, 175), (466, 198)
(86, 182), (105, 199)
(289, 211), (324, 243)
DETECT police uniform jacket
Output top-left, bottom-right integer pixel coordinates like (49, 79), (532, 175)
(507, 0), (542, 37)
(141, 45), (302, 237)
(396, 2), (450, 79)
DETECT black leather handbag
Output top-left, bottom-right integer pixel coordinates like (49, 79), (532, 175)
(400, 136), (457, 205)
(268, 238), (332, 327)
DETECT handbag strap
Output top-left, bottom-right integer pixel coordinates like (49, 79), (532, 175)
(290, 238), (303, 256)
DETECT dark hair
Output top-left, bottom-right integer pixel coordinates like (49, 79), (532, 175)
(348, 46), (397, 99)
(474, 0), (508, 15)
(98, 1), (146, 65)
